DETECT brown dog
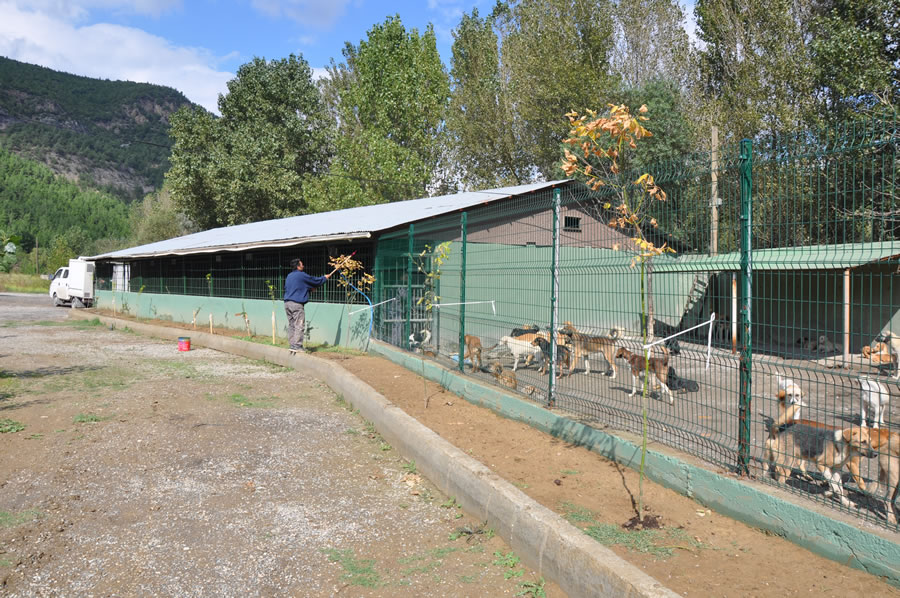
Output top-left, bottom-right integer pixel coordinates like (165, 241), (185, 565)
(463, 334), (483, 373)
(764, 403), (866, 507)
(863, 342), (895, 365)
(846, 426), (900, 523)
(615, 346), (672, 404)
(558, 322), (619, 378)
(489, 361), (517, 390)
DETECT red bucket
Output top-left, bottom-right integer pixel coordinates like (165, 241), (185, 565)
(177, 337), (191, 352)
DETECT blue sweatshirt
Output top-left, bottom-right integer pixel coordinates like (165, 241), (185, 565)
(284, 270), (327, 304)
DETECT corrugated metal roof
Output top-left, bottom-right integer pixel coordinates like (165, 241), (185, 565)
(91, 180), (570, 260)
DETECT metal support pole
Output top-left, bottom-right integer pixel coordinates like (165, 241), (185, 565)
(458, 212), (468, 373)
(738, 138), (753, 476)
(549, 190), (560, 405)
(406, 224), (414, 351)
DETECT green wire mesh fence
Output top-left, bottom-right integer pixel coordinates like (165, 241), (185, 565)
(373, 112), (900, 530)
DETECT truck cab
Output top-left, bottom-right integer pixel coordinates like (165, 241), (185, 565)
(49, 259), (94, 308)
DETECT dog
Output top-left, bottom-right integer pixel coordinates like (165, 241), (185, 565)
(846, 427), (900, 523)
(666, 366), (699, 393)
(488, 361), (517, 390)
(462, 334), (483, 373)
(776, 376), (806, 424)
(558, 322), (620, 378)
(763, 402), (866, 507)
(510, 325), (540, 338)
(409, 329), (431, 351)
(816, 335), (836, 354)
(862, 342), (894, 365)
(875, 332), (900, 380)
(531, 337), (571, 377)
(615, 346), (673, 404)
(860, 377), (890, 429)
(499, 335), (542, 371)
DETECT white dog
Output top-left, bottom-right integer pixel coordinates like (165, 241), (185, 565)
(499, 335), (541, 371)
(859, 377), (890, 429)
(816, 335), (836, 354)
(775, 376), (806, 424)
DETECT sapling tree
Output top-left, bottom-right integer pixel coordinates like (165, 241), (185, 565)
(412, 242), (452, 408)
(560, 103), (672, 523)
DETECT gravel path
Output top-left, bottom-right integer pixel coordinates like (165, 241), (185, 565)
(0, 294), (552, 597)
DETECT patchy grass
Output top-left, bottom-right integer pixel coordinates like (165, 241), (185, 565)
(0, 418), (25, 433)
(559, 502), (703, 559)
(0, 509), (42, 527)
(516, 578), (547, 597)
(0, 273), (49, 294)
(227, 393), (274, 408)
(321, 548), (381, 588)
(73, 413), (102, 424)
(402, 460), (417, 474)
(492, 551), (523, 579)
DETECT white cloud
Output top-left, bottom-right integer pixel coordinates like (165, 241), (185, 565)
(251, 0), (350, 28)
(0, 2), (232, 113)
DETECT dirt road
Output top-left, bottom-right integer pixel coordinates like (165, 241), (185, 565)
(0, 294), (557, 597)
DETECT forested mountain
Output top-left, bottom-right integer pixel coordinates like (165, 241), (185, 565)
(0, 146), (130, 250)
(0, 56), (194, 202)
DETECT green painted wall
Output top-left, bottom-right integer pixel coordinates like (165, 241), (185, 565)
(376, 241), (696, 353)
(94, 290), (372, 349)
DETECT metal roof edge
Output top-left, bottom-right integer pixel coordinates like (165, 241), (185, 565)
(88, 232), (372, 261)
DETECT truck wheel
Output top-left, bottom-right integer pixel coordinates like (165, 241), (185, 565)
(52, 293), (62, 307)
(71, 297), (84, 309)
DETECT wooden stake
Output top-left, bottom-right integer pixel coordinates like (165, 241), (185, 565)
(272, 311), (276, 344)
(209, 313), (213, 334)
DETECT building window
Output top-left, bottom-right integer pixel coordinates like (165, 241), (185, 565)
(563, 216), (582, 232)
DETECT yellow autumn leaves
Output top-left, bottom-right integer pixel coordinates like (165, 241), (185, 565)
(560, 104), (673, 265)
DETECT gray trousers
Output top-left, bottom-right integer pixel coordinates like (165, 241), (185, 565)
(284, 301), (306, 349)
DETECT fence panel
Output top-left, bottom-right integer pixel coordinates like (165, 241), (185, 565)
(374, 112), (900, 530)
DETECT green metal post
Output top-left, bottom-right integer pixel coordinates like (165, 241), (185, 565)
(458, 212), (468, 373)
(548, 189), (560, 405)
(406, 224), (414, 351)
(738, 138), (753, 476)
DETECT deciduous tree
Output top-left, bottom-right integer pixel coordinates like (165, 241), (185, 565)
(167, 55), (332, 228)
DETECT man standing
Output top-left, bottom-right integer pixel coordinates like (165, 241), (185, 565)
(284, 258), (337, 354)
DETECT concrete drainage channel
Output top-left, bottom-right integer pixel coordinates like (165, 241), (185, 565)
(68, 311), (678, 598)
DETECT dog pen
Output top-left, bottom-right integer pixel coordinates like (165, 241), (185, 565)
(94, 111), (900, 531)
(372, 112), (900, 531)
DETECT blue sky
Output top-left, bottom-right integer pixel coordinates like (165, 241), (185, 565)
(0, 1), (696, 114)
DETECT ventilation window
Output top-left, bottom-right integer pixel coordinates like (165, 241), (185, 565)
(563, 216), (582, 232)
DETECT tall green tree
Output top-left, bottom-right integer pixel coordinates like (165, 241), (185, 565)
(130, 187), (196, 246)
(447, 9), (531, 189)
(611, 0), (694, 90)
(167, 54), (332, 229)
(308, 16), (450, 210)
(495, 0), (619, 178)
(695, 0), (816, 141)
(809, 0), (899, 119)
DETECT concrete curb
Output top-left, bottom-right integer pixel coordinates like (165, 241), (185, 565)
(69, 312), (679, 598)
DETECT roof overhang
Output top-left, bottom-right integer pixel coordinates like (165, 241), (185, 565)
(90, 232), (371, 261)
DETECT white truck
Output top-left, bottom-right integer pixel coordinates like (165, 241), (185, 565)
(49, 258), (95, 308)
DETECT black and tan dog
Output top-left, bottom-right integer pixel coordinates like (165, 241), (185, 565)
(531, 337), (571, 377)
(615, 346), (673, 404)
(558, 321), (620, 378)
(763, 403), (866, 508)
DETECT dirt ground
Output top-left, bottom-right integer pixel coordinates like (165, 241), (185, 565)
(0, 294), (562, 598)
(69, 303), (900, 597)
